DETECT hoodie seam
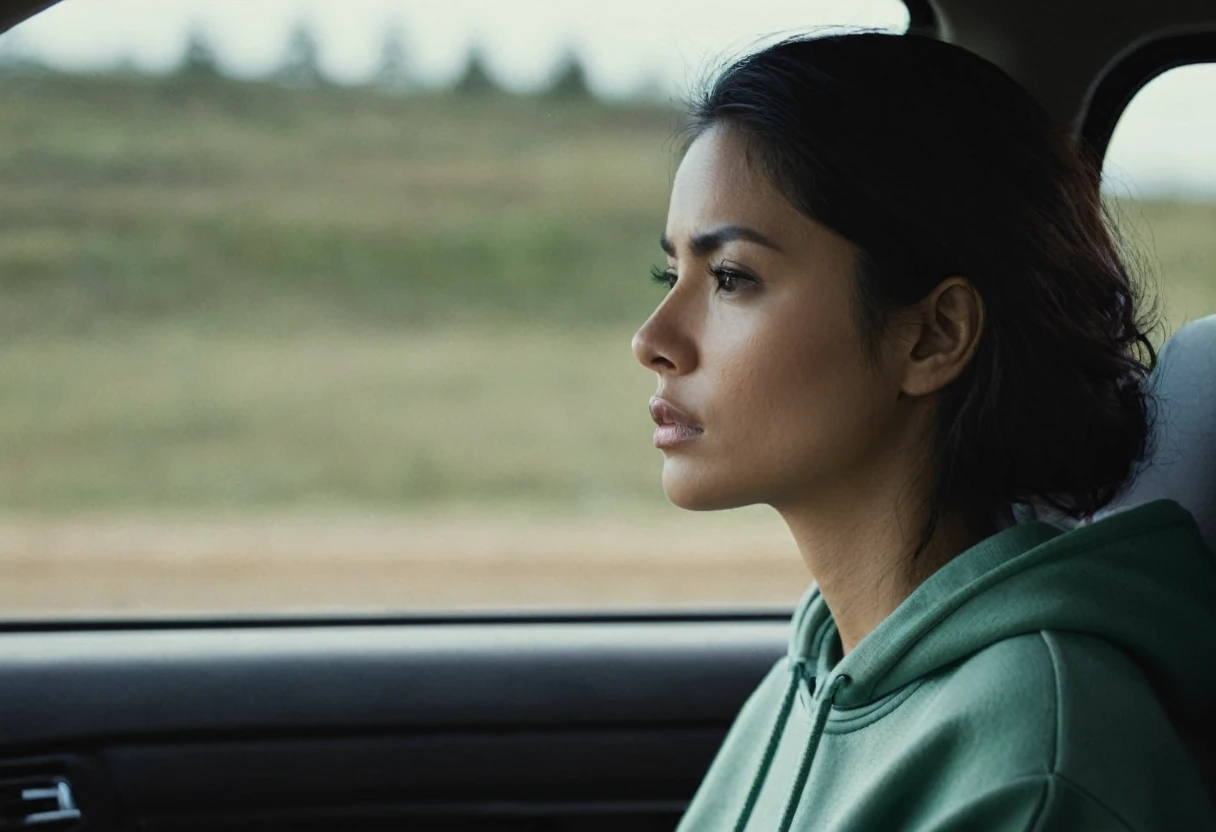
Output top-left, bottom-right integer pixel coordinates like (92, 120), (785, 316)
(1034, 632), (1141, 832)
(1024, 774), (1052, 831)
(1040, 632), (1062, 777)
(1038, 775), (1140, 832)
(824, 679), (924, 732)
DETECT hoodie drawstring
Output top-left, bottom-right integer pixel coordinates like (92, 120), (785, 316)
(777, 673), (850, 832)
(730, 662), (850, 832)
(731, 660), (807, 832)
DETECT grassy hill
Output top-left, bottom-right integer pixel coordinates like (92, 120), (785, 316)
(0, 73), (1211, 512)
(0, 75), (680, 336)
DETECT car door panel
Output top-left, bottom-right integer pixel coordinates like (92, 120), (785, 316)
(0, 617), (787, 830)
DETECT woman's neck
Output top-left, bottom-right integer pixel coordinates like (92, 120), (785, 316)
(776, 480), (992, 655)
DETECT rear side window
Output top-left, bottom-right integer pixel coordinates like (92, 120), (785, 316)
(1102, 62), (1216, 335)
(0, 1), (908, 618)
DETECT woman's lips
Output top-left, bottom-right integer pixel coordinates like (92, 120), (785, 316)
(649, 397), (704, 449)
(653, 423), (704, 449)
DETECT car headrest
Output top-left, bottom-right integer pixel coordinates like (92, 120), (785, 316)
(1095, 314), (1216, 551)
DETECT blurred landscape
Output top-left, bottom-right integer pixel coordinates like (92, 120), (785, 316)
(0, 37), (1213, 616)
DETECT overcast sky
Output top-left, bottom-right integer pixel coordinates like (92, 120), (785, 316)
(5, 0), (907, 92)
(2, 0), (1215, 195)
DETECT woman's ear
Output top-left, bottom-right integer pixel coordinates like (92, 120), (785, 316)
(899, 277), (984, 397)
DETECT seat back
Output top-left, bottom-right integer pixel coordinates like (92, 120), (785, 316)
(1096, 314), (1216, 805)
(1097, 314), (1216, 548)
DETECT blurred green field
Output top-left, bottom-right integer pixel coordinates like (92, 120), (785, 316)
(0, 73), (1213, 513)
(0, 75), (680, 511)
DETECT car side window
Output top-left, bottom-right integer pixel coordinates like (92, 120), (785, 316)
(1103, 62), (1216, 336)
(0, 1), (907, 618)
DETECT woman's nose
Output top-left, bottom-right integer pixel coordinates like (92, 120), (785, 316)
(632, 326), (674, 373)
(632, 305), (696, 376)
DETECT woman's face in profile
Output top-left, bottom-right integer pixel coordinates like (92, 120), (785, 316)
(632, 125), (908, 513)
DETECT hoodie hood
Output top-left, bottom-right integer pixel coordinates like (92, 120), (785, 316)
(789, 498), (1216, 720)
(687, 498), (1216, 832)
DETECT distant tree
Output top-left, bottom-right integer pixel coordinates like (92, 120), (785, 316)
(276, 20), (326, 88)
(545, 49), (593, 101)
(176, 25), (223, 81)
(453, 45), (501, 97)
(372, 22), (411, 92)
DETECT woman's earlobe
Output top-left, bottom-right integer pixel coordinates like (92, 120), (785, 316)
(901, 278), (984, 397)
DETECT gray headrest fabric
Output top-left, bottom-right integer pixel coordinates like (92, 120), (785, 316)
(1096, 315), (1216, 551)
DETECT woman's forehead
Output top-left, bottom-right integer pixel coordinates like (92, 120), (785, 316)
(667, 127), (816, 254)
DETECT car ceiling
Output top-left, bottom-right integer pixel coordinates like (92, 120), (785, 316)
(934, 0), (1216, 130)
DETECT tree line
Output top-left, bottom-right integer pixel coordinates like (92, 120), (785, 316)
(1, 21), (601, 101)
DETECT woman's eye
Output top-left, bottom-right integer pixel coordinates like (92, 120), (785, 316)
(649, 265), (677, 290)
(710, 265), (756, 294)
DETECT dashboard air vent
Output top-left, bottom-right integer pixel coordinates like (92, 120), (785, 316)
(0, 772), (83, 829)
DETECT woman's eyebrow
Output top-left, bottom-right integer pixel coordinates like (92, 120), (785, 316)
(659, 225), (784, 257)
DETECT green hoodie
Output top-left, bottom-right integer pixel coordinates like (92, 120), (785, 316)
(677, 499), (1216, 831)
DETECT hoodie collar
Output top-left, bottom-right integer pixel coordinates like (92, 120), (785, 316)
(787, 501), (1216, 715)
(787, 519), (1060, 707)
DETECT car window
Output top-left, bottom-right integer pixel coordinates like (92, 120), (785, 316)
(0, 1), (908, 618)
(1103, 62), (1216, 337)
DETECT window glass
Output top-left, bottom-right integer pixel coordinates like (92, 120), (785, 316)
(0, 0), (907, 617)
(1103, 63), (1216, 336)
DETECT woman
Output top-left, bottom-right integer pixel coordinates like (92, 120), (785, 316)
(632, 33), (1216, 831)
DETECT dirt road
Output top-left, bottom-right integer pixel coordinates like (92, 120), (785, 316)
(0, 508), (808, 618)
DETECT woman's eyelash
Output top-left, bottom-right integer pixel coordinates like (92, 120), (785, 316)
(650, 265), (677, 289)
(649, 263), (760, 294)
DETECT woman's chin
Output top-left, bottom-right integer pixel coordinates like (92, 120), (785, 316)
(661, 466), (750, 512)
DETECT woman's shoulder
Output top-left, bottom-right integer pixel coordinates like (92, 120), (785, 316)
(934, 630), (1171, 748)
(923, 630), (1210, 830)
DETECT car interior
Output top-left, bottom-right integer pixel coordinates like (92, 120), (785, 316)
(0, 0), (1213, 829)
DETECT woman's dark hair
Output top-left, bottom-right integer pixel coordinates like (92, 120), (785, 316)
(688, 33), (1157, 549)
